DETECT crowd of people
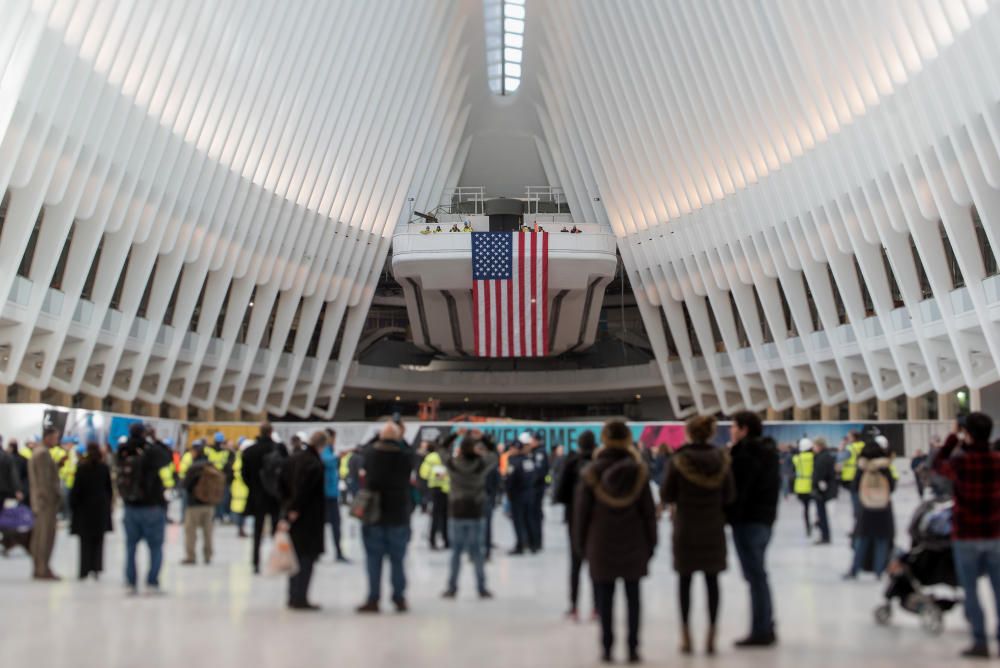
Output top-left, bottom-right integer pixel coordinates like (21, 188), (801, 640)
(1, 411), (1000, 662)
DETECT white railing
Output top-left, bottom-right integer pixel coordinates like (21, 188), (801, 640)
(441, 186), (487, 215)
(524, 185), (566, 214)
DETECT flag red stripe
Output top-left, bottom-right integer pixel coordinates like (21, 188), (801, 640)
(518, 232), (526, 357)
(529, 231), (537, 356)
(493, 280), (502, 356)
(472, 281), (479, 356)
(484, 280), (492, 357)
(507, 262), (515, 358)
(541, 231), (548, 355)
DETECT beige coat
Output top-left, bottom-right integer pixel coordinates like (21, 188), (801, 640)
(29, 447), (61, 512)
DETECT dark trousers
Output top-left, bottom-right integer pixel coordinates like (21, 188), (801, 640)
(797, 494), (812, 537)
(252, 506), (280, 570)
(526, 486), (544, 550)
(288, 554), (316, 606)
(430, 489), (449, 548)
(325, 498), (344, 559)
(594, 579), (641, 654)
(509, 492), (531, 551)
(78, 533), (105, 578)
(814, 496), (831, 542)
(568, 524), (593, 611)
(731, 523), (774, 638)
(483, 500), (495, 559)
(363, 525), (411, 602)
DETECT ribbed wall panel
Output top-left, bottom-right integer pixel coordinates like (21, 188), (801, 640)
(537, 0), (1000, 416)
(0, 0), (469, 416)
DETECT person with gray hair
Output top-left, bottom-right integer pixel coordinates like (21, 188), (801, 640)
(357, 420), (416, 614)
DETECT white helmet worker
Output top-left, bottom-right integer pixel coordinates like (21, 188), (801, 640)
(798, 437), (814, 452)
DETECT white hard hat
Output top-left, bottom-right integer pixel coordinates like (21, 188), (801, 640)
(117, 436), (128, 445)
(874, 435), (889, 450)
(798, 438), (814, 452)
(518, 432), (534, 445)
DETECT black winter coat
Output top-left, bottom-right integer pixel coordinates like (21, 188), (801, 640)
(726, 436), (780, 526)
(362, 439), (416, 526)
(69, 459), (112, 537)
(574, 446), (657, 583)
(662, 443), (736, 576)
(812, 449), (838, 501)
(283, 448), (326, 558)
(554, 451), (593, 524)
(242, 437), (282, 514)
(116, 438), (170, 507)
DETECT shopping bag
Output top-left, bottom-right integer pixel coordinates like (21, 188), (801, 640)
(0, 505), (34, 533)
(264, 528), (299, 577)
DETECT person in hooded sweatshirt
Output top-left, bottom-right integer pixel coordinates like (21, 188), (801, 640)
(440, 429), (499, 599)
(554, 429), (598, 621)
(575, 420), (657, 664)
(661, 415), (736, 656)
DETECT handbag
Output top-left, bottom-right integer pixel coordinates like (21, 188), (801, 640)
(350, 489), (381, 525)
(0, 505), (34, 533)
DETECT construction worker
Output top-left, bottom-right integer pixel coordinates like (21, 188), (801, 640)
(792, 438), (815, 538)
(230, 440), (250, 538)
(178, 440), (203, 519)
(207, 433), (232, 522)
(420, 441), (451, 550)
(838, 431), (865, 526)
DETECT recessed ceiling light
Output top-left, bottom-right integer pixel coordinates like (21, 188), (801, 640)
(394, 396), (401, 401)
(365, 394), (373, 400)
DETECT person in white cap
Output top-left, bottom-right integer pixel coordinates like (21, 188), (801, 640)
(791, 438), (815, 539)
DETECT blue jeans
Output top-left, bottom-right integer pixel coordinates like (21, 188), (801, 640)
(952, 539), (1000, 647)
(123, 505), (166, 588)
(731, 523), (774, 637)
(362, 525), (411, 603)
(851, 536), (890, 576)
(448, 519), (487, 594)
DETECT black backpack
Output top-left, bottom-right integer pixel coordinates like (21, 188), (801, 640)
(259, 450), (287, 500)
(116, 446), (147, 504)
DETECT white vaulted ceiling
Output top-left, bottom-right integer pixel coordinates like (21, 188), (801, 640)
(3, 0), (1000, 417)
(535, 0), (1000, 416)
(0, 0), (470, 416)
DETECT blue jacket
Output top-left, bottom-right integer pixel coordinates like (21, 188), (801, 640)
(320, 446), (340, 499)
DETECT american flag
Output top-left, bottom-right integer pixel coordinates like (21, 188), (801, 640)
(472, 231), (548, 357)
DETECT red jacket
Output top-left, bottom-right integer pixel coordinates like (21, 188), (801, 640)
(933, 434), (1000, 540)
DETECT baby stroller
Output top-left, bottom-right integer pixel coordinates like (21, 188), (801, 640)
(874, 498), (960, 635)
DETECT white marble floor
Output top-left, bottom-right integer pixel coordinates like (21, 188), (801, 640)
(0, 485), (989, 667)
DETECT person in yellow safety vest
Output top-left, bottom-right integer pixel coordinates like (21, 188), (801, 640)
(207, 433), (235, 523)
(51, 439), (73, 518)
(792, 438), (815, 539)
(837, 432), (866, 527)
(420, 442), (451, 550)
(230, 439), (251, 538)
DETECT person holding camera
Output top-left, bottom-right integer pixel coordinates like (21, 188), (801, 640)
(933, 412), (1000, 659)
